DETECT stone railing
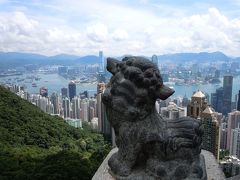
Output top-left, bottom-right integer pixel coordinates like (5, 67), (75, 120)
(92, 148), (226, 180)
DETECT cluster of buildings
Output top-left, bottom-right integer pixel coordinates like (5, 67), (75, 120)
(157, 76), (240, 178)
(3, 81), (111, 134)
(159, 58), (240, 87)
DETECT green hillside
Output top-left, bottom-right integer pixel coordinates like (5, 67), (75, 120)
(0, 86), (110, 180)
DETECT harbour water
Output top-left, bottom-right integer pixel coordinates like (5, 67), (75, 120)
(1, 73), (240, 100)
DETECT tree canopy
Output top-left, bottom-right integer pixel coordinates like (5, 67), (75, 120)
(0, 86), (110, 180)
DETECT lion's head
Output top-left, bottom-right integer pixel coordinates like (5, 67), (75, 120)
(102, 56), (174, 121)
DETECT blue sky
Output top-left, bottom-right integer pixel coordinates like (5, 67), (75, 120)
(0, 0), (240, 56)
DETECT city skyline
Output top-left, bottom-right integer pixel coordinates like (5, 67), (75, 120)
(0, 0), (240, 56)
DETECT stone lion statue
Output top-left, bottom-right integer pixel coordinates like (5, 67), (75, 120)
(102, 56), (206, 180)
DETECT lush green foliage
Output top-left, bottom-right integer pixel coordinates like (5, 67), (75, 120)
(0, 86), (111, 180)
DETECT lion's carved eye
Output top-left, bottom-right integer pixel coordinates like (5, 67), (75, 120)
(151, 78), (157, 85)
(126, 60), (132, 66)
(144, 69), (153, 78)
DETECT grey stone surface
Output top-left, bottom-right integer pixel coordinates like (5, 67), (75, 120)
(92, 149), (225, 180)
(201, 150), (225, 180)
(102, 56), (207, 180)
(92, 148), (117, 180)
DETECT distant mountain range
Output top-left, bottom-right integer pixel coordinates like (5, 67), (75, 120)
(0, 51), (238, 69)
(0, 52), (100, 69)
(157, 51), (233, 62)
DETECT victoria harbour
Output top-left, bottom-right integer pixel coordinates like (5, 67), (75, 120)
(1, 72), (240, 101)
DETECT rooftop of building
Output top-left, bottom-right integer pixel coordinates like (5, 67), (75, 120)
(220, 156), (240, 164)
(202, 106), (214, 114)
(229, 110), (240, 115)
(192, 90), (205, 98)
(201, 105), (219, 123)
(167, 102), (185, 111)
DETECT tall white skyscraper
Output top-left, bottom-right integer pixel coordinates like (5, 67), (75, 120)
(89, 98), (97, 117)
(62, 97), (70, 118)
(39, 96), (48, 112)
(72, 96), (81, 119)
(80, 99), (89, 122)
(46, 103), (54, 114)
(227, 111), (240, 150)
(97, 83), (106, 132)
(230, 128), (240, 158)
(50, 93), (60, 115)
(221, 122), (228, 150)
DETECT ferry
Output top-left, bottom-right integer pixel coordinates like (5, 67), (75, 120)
(35, 77), (41, 81)
(17, 79), (24, 82)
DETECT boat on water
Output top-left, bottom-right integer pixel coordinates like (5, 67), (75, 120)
(17, 79), (25, 82)
(25, 80), (33, 83)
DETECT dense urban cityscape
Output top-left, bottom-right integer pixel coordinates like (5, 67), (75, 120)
(1, 50), (240, 177)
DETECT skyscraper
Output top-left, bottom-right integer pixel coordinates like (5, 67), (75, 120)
(223, 75), (233, 115)
(72, 96), (81, 119)
(201, 106), (220, 160)
(50, 93), (60, 115)
(188, 91), (220, 159)
(187, 90), (208, 118)
(46, 102), (54, 114)
(89, 98), (97, 117)
(61, 87), (68, 98)
(182, 94), (189, 107)
(99, 51), (105, 72)
(40, 87), (48, 97)
(96, 83), (112, 142)
(151, 54), (158, 66)
(97, 83), (106, 94)
(68, 81), (76, 101)
(227, 111), (240, 150)
(62, 97), (70, 118)
(220, 122), (228, 150)
(237, 90), (240, 111)
(80, 99), (89, 122)
(38, 96), (48, 112)
(211, 87), (224, 113)
(97, 84), (105, 132)
(230, 128), (240, 158)
(89, 107), (95, 122)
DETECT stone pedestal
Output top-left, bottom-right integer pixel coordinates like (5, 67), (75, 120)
(92, 148), (117, 180)
(92, 148), (225, 180)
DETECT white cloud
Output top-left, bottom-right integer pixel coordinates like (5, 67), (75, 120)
(112, 29), (128, 41)
(177, 8), (240, 55)
(86, 23), (108, 43)
(0, 5), (240, 57)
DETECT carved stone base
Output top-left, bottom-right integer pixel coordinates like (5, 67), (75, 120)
(92, 148), (225, 180)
